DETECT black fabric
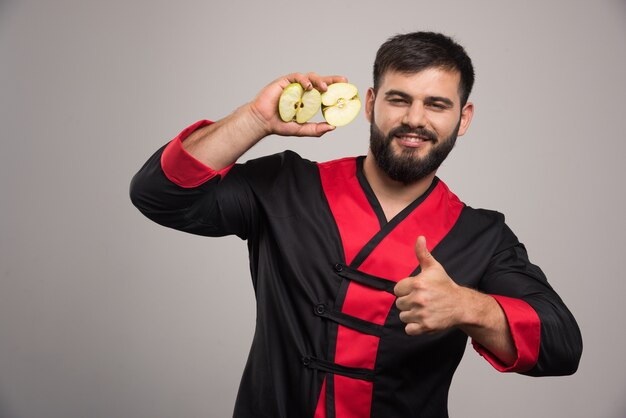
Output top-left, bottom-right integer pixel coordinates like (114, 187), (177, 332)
(130, 148), (582, 418)
(304, 356), (376, 381)
(314, 304), (386, 337)
(355, 156), (387, 228)
(334, 264), (396, 294)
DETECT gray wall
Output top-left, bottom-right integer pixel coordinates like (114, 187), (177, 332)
(1, 0), (625, 417)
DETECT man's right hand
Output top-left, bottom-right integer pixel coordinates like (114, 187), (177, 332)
(247, 72), (349, 138)
(181, 72), (348, 171)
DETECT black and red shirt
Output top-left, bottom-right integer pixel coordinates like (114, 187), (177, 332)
(130, 120), (582, 418)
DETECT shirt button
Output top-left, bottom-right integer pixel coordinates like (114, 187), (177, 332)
(302, 356), (311, 366)
(333, 263), (343, 272)
(315, 304), (326, 315)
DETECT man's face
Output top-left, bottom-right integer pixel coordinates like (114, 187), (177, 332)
(365, 68), (474, 184)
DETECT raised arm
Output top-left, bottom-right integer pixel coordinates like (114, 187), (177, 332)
(129, 73), (347, 239)
(180, 72), (347, 170)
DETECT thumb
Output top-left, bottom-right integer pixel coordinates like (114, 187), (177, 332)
(289, 122), (335, 138)
(415, 236), (437, 269)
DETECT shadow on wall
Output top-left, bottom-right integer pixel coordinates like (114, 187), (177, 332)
(0, 0), (16, 30)
(0, 0), (13, 13)
(0, 394), (18, 418)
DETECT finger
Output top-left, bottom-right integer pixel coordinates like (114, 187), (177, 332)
(398, 309), (416, 323)
(290, 122), (336, 138)
(404, 322), (426, 336)
(395, 294), (413, 312)
(393, 276), (414, 297)
(307, 123), (336, 137)
(274, 73), (304, 89)
(305, 72), (328, 91)
(321, 75), (349, 86)
(279, 73), (348, 92)
(415, 236), (437, 269)
(307, 74), (351, 92)
(281, 73), (315, 91)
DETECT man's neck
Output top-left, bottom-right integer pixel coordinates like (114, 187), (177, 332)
(362, 151), (437, 221)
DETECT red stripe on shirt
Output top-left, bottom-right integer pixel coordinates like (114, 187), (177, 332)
(317, 158), (381, 265)
(318, 159), (464, 418)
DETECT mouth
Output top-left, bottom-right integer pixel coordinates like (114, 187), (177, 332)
(394, 133), (433, 148)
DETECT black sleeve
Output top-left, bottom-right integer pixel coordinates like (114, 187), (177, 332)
(479, 221), (583, 376)
(129, 143), (259, 240)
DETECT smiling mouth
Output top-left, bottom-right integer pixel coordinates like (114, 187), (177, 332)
(394, 133), (434, 148)
(396, 133), (431, 142)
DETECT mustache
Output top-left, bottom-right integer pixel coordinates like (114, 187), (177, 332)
(388, 125), (437, 143)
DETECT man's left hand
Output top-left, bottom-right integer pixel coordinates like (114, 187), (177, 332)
(394, 236), (467, 335)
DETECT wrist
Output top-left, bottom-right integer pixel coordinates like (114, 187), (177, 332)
(240, 102), (272, 139)
(455, 287), (490, 329)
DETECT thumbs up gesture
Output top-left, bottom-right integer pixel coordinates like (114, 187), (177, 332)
(394, 236), (466, 336)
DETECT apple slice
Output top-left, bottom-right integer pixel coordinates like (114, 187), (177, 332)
(278, 83), (322, 124)
(321, 83), (361, 127)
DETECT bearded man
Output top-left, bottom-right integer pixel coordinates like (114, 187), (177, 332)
(130, 31), (582, 418)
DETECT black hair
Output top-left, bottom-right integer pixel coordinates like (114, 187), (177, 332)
(373, 32), (475, 106)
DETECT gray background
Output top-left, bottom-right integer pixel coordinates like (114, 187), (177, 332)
(1, 0), (625, 417)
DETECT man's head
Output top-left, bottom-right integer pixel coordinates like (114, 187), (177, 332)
(373, 31), (474, 107)
(366, 32), (475, 184)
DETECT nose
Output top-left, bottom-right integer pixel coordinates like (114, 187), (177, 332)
(402, 102), (427, 129)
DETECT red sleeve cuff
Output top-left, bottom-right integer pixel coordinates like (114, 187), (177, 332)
(472, 295), (541, 373)
(160, 120), (235, 188)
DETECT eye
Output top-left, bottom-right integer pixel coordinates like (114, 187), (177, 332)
(388, 98), (408, 105)
(428, 102), (448, 110)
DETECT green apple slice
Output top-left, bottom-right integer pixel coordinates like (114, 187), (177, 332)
(321, 82), (361, 127)
(297, 88), (322, 123)
(278, 83), (321, 123)
(278, 83), (302, 122)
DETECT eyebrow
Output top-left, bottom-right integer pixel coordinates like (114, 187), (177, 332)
(384, 89), (455, 108)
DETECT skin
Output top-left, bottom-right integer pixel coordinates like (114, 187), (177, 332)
(366, 69), (515, 365)
(180, 70), (517, 366)
(363, 68), (473, 219)
(181, 73), (345, 170)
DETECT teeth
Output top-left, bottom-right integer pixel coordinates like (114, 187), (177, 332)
(399, 136), (422, 142)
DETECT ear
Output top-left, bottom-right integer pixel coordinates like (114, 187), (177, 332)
(365, 87), (375, 123)
(457, 101), (474, 137)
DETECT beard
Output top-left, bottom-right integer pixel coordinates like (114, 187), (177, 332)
(369, 113), (460, 185)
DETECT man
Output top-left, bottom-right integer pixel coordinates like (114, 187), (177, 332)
(130, 32), (582, 417)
